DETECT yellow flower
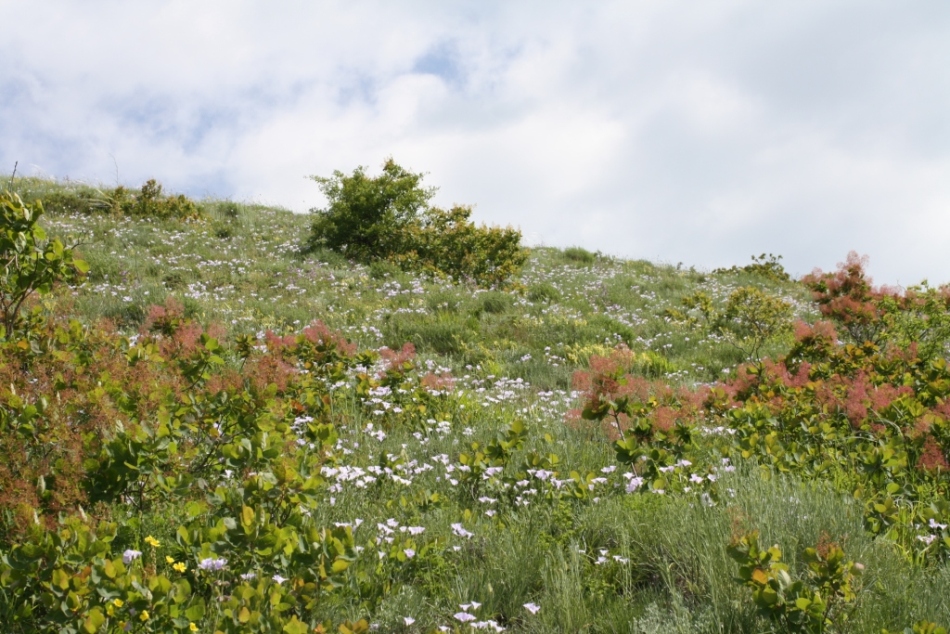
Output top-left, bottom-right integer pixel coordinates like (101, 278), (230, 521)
(113, 598), (124, 608)
(173, 562), (187, 573)
(189, 623), (198, 632)
(140, 609), (150, 621)
(145, 535), (161, 548)
(166, 556), (175, 564)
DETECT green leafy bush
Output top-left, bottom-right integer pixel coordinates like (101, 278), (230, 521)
(307, 159), (528, 287)
(665, 286), (794, 363)
(0, 190), (88, 335)
(715, 253), (792, 283)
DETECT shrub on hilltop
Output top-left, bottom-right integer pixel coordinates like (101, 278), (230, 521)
(306, 159), (528, 287)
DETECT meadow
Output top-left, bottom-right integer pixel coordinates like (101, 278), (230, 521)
(1, 176), (949, 633)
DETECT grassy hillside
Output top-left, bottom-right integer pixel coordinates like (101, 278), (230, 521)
(2, 177), (949, 633)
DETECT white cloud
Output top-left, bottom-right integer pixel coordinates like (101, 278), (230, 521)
(2, 0), (949, 284)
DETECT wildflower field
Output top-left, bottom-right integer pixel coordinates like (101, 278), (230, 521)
(2, 176), (950, 633)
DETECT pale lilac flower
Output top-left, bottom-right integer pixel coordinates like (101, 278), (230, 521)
(122, 549), (142, 564)
(198, 557), (227, 571)
(451, 523), (474, 538)
(404, 549), (416, 559)
(455, 612), (476, 622)
(625, 476), (644, 493)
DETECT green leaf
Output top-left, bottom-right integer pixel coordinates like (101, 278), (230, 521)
(82, 607), (106, 633)
(282, 615), (309, 634)
(185, 600), (206, 621)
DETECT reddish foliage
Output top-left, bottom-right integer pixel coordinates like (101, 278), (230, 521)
(379, 342), (416, 367)
(917, 436), (949, 472)
(302, 321), (357, 356)
(420, 372), (455, 393)
(801, 252), (901, 344)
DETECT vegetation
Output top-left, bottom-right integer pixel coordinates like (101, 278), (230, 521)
(307, 159), (528, 287)
(1, 175), (949, 632)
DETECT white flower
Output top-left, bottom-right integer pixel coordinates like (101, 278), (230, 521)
(272, 574), (288, 584)
(454, 612), (476, 622)
(524, 602), (541, 614)
(404, 549), (416, 558)
(403, 617), (415, 626)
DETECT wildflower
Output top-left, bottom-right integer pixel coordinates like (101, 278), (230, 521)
(625, 476), (644, 493)
(144, 535), (160, 548)
(173, 562), (187, 573)
(404, 549), (416, 558)
(113, 598), (124, 608)
(189, 624), (198, 632)
(272, 574), (288, 584)
(122, 550), (142, 564)
(198, 557), (227, 571)
(404, 617), (415, 625)
(454, 612), (477, 622)
(165, 556), (175, 564)
(524, 602), (541, 614)
(451, 523), (474, 538)
(240, 572), (257, 581)
(139, 610), (150, 622)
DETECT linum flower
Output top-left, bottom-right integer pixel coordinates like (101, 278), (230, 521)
(272, 574), (288, 584)
(451, 523), (474, 538)
(198, 557), (227, 571)
(122, 549), (142, 564)
(454, 612), (476, 622)
(403, 617), (415, 625)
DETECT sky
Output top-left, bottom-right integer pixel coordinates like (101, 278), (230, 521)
(2, 1), (949, 286)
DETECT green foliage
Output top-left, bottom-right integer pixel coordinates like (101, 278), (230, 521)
(883, 622), (949, 634)
(307, 159), (528, 287)
(6, 183), (950, 631)
(666, 286), (794, 363)
(561, 247), (598, 266)
(727, 531), (863, 632)
(0, 189), (88, 334)
(717, 286), (795, 362)
(715, 253), (792, 283)
(25, 178), (201, 221)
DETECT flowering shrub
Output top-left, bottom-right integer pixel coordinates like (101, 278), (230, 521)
(577, 313), (950, 563)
